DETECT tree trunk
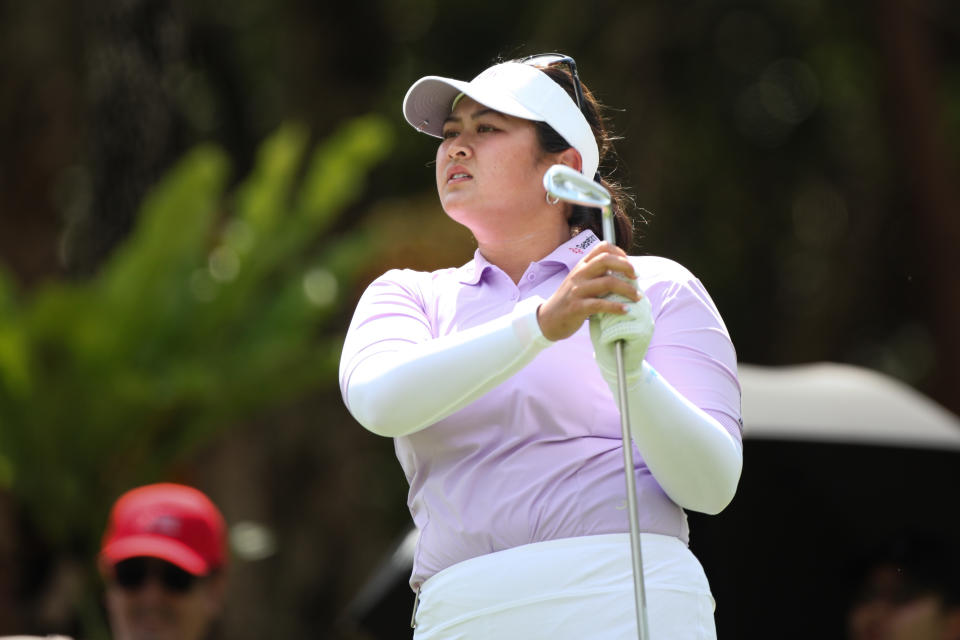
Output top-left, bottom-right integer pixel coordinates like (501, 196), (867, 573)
(874, 0), (960, 413)
(67, 0), (188, 274)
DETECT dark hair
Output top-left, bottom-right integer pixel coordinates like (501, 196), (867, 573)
(526, 63), (635, 251)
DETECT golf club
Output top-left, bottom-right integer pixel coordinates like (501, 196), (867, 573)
(542, 164), (651, 640)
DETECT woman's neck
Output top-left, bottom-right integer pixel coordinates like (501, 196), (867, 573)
(476, 224), (571, 284)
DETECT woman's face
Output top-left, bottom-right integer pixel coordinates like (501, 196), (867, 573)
(435, 96), (563, 241)
(846, 565), (958, 640)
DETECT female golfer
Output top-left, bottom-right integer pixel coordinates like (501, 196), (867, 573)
(339, 54), (742, 639)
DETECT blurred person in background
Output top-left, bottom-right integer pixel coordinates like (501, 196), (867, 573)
(98, 483), (228, 640)
(340, 53), (742, 638)
(847, 534), (960, 640)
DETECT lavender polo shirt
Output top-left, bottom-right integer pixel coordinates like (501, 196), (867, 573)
(340, 231), (742, 588)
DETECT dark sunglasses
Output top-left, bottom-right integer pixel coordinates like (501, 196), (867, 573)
(113, 557), (199, 593)
(518, 53), (586, 113)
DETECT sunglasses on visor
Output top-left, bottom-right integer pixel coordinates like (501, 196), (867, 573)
(518, 53), (587, 113)
(112, 557), (200, 593)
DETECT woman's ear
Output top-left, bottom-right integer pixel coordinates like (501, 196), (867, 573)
(556, 147), (583, 174)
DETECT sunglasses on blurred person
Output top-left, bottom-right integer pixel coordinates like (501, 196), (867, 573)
(111, 557), (204, 594)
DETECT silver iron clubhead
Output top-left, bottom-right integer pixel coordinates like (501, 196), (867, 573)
(542, 164), (611, 208)
(543, 164), (616, 244)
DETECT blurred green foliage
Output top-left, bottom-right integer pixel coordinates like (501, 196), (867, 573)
(1, 2), (958, 636)
(0, 114), (393, 551)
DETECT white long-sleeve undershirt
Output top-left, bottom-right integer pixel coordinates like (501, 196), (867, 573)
(343, 296), (552, 437)
(607, 361), (742, 514)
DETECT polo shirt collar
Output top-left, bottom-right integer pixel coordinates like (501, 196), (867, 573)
(542, 229), (602, 270)
(457, 251), (493, 285)
(457, 230), (602, 285)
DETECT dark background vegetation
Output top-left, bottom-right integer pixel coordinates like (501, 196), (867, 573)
(0, 0), (957, 638)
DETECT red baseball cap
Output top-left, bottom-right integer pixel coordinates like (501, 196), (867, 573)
(100, 483), (227, 576)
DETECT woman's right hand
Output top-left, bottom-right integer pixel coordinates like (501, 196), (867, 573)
(536, 242), (641, 342)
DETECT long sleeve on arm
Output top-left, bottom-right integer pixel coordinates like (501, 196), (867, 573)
(603, 258), (744, 515)
(622, 361), (742, 514)
(339, 271), (552, 437)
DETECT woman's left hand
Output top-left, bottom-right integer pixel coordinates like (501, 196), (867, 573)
(536, 242), (640, 342)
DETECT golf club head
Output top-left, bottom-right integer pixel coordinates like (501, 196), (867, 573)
(543, 164), (617, 244)
(542, 164), (611, 209)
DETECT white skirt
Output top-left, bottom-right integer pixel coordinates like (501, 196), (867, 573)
(413, 533), (717, 639)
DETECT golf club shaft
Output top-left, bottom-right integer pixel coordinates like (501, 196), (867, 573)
(601, 209), (616, 250)
(603, 200), (649, 639)
(542, 167), (650, 637)
(616, 341), (650, 639)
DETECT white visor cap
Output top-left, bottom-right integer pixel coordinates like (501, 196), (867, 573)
(402, 62), (600, 179)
